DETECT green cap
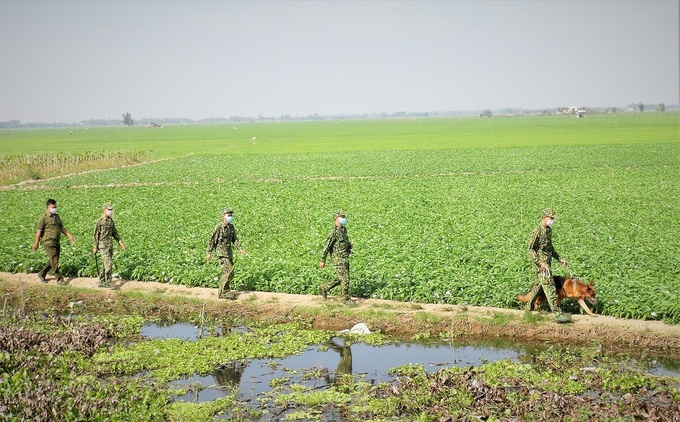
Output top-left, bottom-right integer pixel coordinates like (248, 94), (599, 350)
(222, 208), (234, 214)
(542, 208), (557, 218)
(334, 210), (346, 219)
(102, 202), (113, 210)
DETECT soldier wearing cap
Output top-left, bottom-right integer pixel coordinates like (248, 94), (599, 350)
(207, 207), (245, 299)
(93, 202), (125, 287)
(33, 198), (76, 285)
(526, 208), (570, 322)
(319, 210), (354, 304)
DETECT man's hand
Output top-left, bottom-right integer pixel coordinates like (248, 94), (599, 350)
(559, 258), (568, 266)
(318, 261), (325, 268)
(239, 249), (246, 256)
(206, 253), (212, 262)
(68, 234), (76, 244)
(93, 247), (98, 255)
(120, 242), (126, 250)
(32, 243), (39, 251)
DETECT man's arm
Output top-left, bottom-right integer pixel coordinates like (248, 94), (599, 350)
(33, 216), (45, 251)
(206, 225), (219, 260)
(232, 230), (245, 255)
(93, 220), (100, 254)
(111, 221), (121, 243)
(319, 230), (335, 267)
(32, 229), (42, 251)
(551, 249), (562, 263)
(61, 227), (76, 243)
(233, 239), (245, 255)
(527, 227), (541, 267)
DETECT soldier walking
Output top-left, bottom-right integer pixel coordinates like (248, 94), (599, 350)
(526, 208), (570, 323)
(32, 198), (76, 285)
(207, 208), (245, 300)
(93, 202), (126, 288)
(319, 211), (353, 305)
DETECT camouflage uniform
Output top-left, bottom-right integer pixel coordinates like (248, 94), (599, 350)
(320, 211), (352, 301)
(93, 205), (122, 287)
(207, 209), (243, 298)
(36, 212), (65, 283)
(527, 209), (562, 314)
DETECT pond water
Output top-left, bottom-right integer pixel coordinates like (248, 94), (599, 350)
(139, 322), (680, 406)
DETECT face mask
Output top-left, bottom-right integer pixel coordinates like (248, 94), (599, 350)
(546, 218), (554, 227)
(48, 207), (58, 215)
(225, 215), (233, 224)
(105, 209), (113, 217)
(339, 217), (347, 226)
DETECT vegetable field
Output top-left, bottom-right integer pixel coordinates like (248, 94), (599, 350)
(1, 114), (678, 322)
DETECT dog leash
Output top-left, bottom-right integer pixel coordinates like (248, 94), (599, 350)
(544, 264), (575, 279)
(541, 267), (552, 279)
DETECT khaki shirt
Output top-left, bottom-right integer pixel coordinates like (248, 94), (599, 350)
(36, 212), (63, 244)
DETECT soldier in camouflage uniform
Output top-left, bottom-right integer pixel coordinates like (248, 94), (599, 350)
(207, 208), (245, 300)
(93, 202), (126, 288)
(319, 211), (353, 304)
(526, 208), (570, 323)
(32, 198), (76, 285)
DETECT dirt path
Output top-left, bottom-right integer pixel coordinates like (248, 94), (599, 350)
(4, 271), (679, 341)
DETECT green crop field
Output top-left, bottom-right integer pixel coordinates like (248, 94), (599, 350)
(1, 113), (678, 322)
(1, 112), (678, 156)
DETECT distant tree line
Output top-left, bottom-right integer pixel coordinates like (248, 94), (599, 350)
(1, 103), (676, 129)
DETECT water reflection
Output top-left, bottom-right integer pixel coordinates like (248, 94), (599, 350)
(140, 322), (199, 341)
(140, 322), (680, 407)
(214, 361), (247, 388)
(325, 338), (353, 385)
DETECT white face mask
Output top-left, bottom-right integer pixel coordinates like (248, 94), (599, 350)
(546, 218), (554, 227)
(48, 207), (58, 215)
(225, 215), (233, 224)
(339, 217), (347, 226)
(105, 209), (113, 217)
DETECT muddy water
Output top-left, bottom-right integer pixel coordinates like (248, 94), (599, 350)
(139, 322), (680, 405)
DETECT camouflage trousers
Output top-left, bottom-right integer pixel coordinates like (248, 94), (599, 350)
(38, 242), (62, 281)
(322, 260), (350, 301)
(218, 257), (235, 296)
(527, 267), (558, 312)
(98, 245), (114, 286)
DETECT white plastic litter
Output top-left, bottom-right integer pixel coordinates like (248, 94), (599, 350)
(346, 323), (371, 335)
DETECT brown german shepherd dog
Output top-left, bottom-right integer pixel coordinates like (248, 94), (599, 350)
(516, 276), (598, 317)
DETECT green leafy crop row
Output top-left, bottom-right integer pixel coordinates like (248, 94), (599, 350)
(1, 138), (678, 323)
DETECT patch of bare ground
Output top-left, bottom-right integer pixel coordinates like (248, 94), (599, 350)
(2, 272), (679, 357)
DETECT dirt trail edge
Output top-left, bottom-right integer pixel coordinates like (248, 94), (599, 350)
(2, 272), (679, 355)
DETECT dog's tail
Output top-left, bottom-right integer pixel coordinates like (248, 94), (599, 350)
(515, 291), (531, 302)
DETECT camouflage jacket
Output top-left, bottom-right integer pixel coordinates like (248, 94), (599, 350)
(528, 224), (561, 268)
(94, 217), (120, 248)
(207, 222), (242, 259)
(322, 226), (352, 263)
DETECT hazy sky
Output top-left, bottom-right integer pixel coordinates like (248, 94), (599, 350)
(1, 0), (678, 123)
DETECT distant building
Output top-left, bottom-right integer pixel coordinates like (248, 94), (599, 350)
(567, 106), (587, 118)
